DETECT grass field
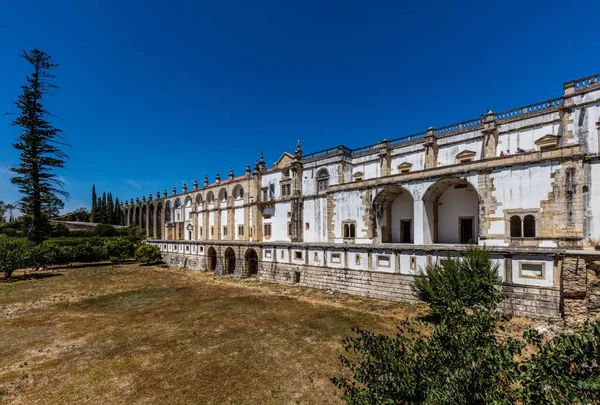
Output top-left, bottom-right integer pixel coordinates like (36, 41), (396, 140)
(0, 264), (428, 404)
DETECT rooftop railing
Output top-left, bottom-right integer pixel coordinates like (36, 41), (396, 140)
(564, 73), (600, 90)
(300, 73), (596, 163)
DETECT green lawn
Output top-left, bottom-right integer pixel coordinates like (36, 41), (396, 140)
(0, 264), (425, 404)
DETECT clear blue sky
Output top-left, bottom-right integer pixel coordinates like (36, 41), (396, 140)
(0, 0), (598, 214)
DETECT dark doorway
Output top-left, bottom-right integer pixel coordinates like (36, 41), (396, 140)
(224, 248), (236, 275)
(400, 220), (412, 243)
(460, 217), (474, 244)
(207, 247), (217, 272)
(245, 249), (258, 277)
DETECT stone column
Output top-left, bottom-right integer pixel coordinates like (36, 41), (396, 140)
(482, 110), (498, 159)
(228, 203), (235, 241)
(413, 200), (426, 245)
(203, 207), (209, 241)
(215, 206), (222, 240)
(153, 205), (158, 239)
(145, 207), (151, 239)
(423, 128), (438, 169)
(376, 140), (391, 177)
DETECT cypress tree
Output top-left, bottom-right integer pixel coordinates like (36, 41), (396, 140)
(114, 197), (121, 225)
(9, 49), (69, 243)
(107, 193), (114, 224)
(91, 185), (97, 222)
(96, 196), (103, 223)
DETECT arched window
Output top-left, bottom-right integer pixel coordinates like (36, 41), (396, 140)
(344, 224), (349, 238)
(350, 224), (356, 238)
(233, 185), (244, 200)
(317, 169), (329, 191)
(523, 215), (536, 237)
(174, 199), (182, 208)
(510, 216), (522, 237)
(219, 189), (227, 202)
(206, 192), (214, 204)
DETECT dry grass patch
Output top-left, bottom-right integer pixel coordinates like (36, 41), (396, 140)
(0, 265), (426, 404)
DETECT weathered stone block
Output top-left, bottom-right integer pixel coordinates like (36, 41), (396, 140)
(563, 257), (587, 299)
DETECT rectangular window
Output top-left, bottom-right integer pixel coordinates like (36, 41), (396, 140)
(520, 262), (544, 279)
(223, 226), (227, 236)
(287, 222), (292, 236)
(294, 251), (303, 260)
(410, 256), (417, 270)
(264, 250), (272, 259)
(280, 250), (285, 259)
(305, 222), (310, 230)
(264, 224), (272, 237)
(281, 183), (291, 196)
(249, 227), (253, 237)
(377, 255), (390, 267)
(314, 252), (319, 262)
(211, 226), (214, 236)
(199, 227), (203, 236)
(238, 225), (244, 236)
(331, 253), (341, 264)
(355, 254), (361, 265)
(294, 271), (301, 284)
(317, 179), (329, 191)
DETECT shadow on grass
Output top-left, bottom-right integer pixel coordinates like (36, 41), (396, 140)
(0, 272), (63, 283)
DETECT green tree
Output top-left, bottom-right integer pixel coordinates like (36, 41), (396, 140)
(91, 185), (97, 223)
(412, 247), (504, 319)
(41, 192), (64, 218)
(106, 192), (114, 224)
(0, 201), (6, 222)
(135, 244), (162, 264)
(114, 197), (122, 225)
(9, 49), (68, 244)
(0, 235), (32, 278)
(6, 203), (16, 222)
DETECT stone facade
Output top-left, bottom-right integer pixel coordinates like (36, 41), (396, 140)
(126, 72), (600, 323)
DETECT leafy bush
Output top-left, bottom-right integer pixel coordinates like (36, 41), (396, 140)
(0, 236), (32, 278)
(135, 244), (162, 264)
(412, 247), (504, 319)
(50, 223), (70, 237)
(104, 237), (134, 263)
(94, 223), (117, 237)
(334, 246), (600, 404)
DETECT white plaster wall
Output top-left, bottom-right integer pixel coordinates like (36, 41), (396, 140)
(303, 197), (328, 243)
(587, 161), (600, 243)
(208, 211), (215, 240)
(437, 138), (483, 166)
(438, 186), (479, 243)
(487, 162), (560, 237)
(327, 249), (345, 269)
(174, 208), (182, 222)
(497, 122), (561, 154)
(332, 190), (367, 243)
(511, 255), (554, 287)
(391, 150), (425, 173)
(277, 248), (289, 263)
(347, 250), (369, 270)
(390, 191), (414, 242)
(261, 171), (281, 200)
(308, 248), (324, 266)
(572, 104), (600, 154)
(234, 208), (244, 239)
(399, 252), (427, 275)
(291, 249), (306, 264)
(271, 201), (291, 242)
(262, 246), (274, 262)
(302, 163), (339, 195)
(372, 250), (395, 273)
(220, 210), (228, 238)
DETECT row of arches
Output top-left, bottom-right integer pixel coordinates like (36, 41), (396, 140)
(205, 247), (258, 276)
(373, 178), (479, 244)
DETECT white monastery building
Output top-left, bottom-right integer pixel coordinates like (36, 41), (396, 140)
(122, 72), (600, 324)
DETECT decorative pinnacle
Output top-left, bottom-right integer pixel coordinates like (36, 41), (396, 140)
(163, 189), (167, 197)
(229, 167), (234, 180)
(295, 139), (303, 159)
(142, 195), (146, 202)
(245, 163), (251, 175)
(203, 175), (209, 187)
(156, 191), (160, 199)
(193, 178), (198, 190)
(172, 185), (177, 195)
(148, 193), (152, 201)
(182, 182), (187, 193)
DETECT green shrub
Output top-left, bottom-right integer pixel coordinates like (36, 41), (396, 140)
(134, 244), (162, 264)
(104, 237), (134, 263)
(411, 247), (504, 319)
(94, 223), (117, 237)
(50, 223), (70, 237)
(0, 236), (32, 278)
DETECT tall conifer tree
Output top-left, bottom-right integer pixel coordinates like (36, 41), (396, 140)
(10, 49), (68, 243)
(91, 185), (97, 222)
